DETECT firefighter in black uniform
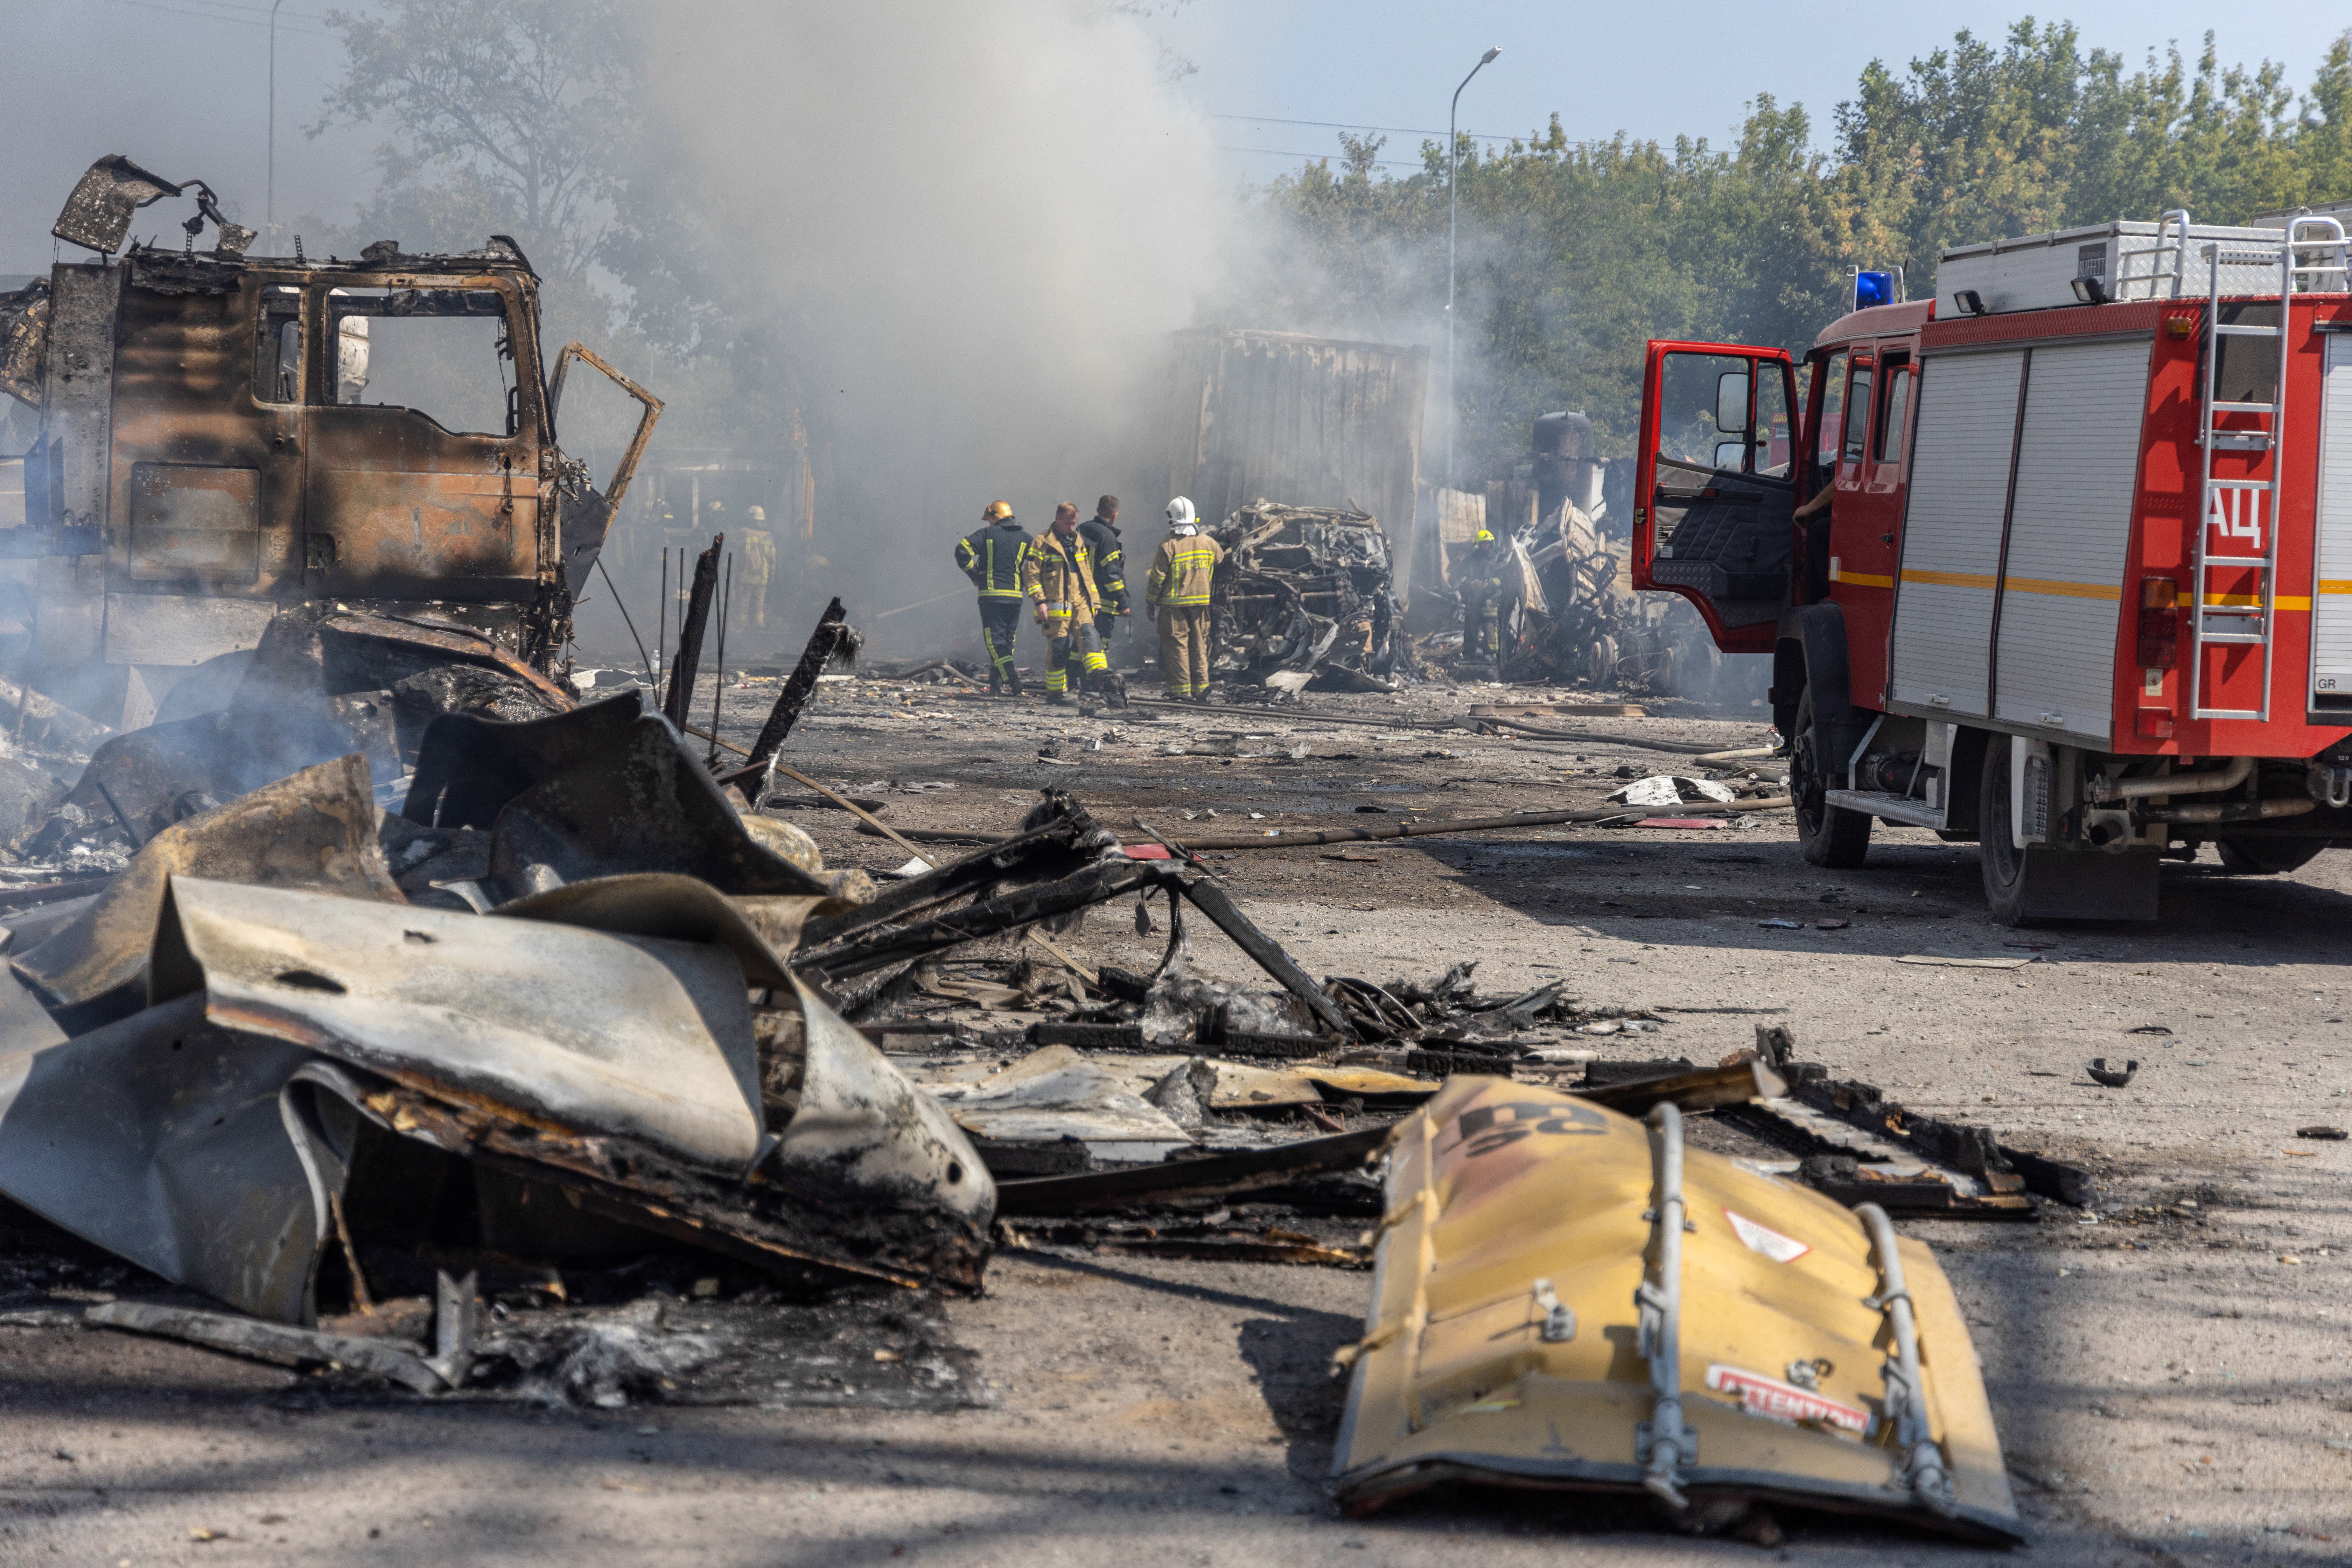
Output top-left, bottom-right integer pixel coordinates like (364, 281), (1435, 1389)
(1078, 494), (1128, 658)
(955, 500), (1032, 694)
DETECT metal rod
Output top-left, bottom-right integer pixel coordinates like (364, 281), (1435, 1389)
(1446, 45), (1501, 488)
(1855, 1202), (1958, 1514)
(593, 554), (658, 690)
(708, 553), (732, 765)
(267, 0), (284, 241)
(1637, 1101), (1691, 1513)
(657, 548), (668, 688)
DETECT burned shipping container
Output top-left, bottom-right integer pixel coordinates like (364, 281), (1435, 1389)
(1161, 329), (1427, 600)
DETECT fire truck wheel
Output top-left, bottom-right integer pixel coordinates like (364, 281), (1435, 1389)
(1979, 733), (2043, 925)
(1792, 686), (1871, 868)
(2214, 837), (2325, 875)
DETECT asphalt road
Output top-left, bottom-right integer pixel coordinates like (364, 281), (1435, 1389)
(0, 670), (2345, 1564)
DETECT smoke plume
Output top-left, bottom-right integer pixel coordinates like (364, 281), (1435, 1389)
(639, 1), (1229, 648)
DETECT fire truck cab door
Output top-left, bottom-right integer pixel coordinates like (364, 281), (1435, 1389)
(1634, 341), (1797, 654)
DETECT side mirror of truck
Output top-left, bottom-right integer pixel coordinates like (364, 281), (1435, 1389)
(1716, 370), (1750, 437)
(1714, 440), (1746, 471)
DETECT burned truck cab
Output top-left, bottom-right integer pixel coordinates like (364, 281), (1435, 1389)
(0, 157), (657, 727)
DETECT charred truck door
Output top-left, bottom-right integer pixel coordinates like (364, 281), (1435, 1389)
(102, 257), (306, 670)
(302, 278), (547, 648)
(1633, 342), (1798, 653)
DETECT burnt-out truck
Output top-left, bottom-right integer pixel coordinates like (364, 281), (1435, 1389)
(0, 156), (658, 727)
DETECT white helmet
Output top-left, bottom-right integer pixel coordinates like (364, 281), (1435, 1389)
(1165, 496), (1197, 529)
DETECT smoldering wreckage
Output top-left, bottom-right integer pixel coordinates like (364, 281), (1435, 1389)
(0, 158), (2060, 1546)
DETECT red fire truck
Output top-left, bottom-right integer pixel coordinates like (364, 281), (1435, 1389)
(1633, 214), (2352, 922)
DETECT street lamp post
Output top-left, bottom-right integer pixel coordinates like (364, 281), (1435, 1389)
(1446, 44), (1502, 490)
(268, 0), (285, 246)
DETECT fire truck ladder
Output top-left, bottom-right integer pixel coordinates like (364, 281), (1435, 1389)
(2113, 209), (2192, 300)
(2189, 218), (2351, 722)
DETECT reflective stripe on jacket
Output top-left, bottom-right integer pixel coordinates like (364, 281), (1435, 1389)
(956, 522), (1031, 598)
(1078, 518), (1127, 610)
(1145, 533), (1223, 607)
(1022, 529), (1100, 617)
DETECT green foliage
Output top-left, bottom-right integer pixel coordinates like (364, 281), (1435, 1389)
(1238, 22), (2352, 479)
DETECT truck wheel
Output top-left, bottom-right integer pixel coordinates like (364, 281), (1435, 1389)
(1979, 733), (2041, 925)
(1792, 686), (1870, 868)
(2215, 838), (2324, 875)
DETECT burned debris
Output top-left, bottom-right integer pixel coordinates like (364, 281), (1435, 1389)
(1206, 502), (1404, 692)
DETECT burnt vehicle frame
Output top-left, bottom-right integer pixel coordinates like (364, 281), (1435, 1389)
(0, 156), (658, 713)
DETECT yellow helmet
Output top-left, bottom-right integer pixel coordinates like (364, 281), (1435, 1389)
(1475, 528), (1495, 542)
(983, 500), (1014, 522)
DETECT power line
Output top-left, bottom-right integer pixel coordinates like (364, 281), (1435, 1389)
(1219, 145), (1429, 170)
(94, 0), (335, 35)
(1212, 113), (1516, 142)
(1212, 112), (1606, 150)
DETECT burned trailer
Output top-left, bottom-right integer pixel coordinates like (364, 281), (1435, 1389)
(1208, 502), (1403, 689)
(0, 156), (658, 726)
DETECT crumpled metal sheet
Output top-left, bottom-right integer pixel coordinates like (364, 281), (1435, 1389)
(778, 974), (995, 1223)
(927, 1045), (1193, 1154)
(0, 993), (335, 1323)
(150, 876), (766, 1174)
(12, 755), (401, 1026)
(492, 873), (804, 988)
(50, 155), (182, 255)
(402, 694), (834, 902)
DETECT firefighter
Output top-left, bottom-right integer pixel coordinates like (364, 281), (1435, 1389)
(1145, 496), (1223, 701)
(1079, 494), (1128, 654)
(1457, 527), (1506, 668)
(955, 500), (1031, 695)
(1022, 502), (1112, 706)
(738, 505), (775, 632)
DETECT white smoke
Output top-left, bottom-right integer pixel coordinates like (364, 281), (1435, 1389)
(642, 1), (1230, 646)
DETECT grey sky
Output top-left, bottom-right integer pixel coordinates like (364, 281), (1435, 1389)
(0, 0), (371, 274)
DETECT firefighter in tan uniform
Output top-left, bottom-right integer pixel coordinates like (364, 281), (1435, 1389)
(1022, 502), (1112, 706)
(738, 506), (775, 632)
(1145, 496), (1224, 701)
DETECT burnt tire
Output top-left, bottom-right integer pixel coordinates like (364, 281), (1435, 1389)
(2214, 837), (2324, 875)
(1792, 686), (1871, 868)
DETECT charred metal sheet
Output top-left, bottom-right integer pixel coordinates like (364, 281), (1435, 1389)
(1333, 1078), (2022, 1543)
(734, 597), (856, 790)
(545, 342), (663, 595)
(319, 609), (576, 710)
(40, 264), (120, 555)
(662, 536), (722, 732)
(50, 155), (182, 255)
(1208, 503), (1402, 687)
(401, 694), (832, 901)
(1574, 1057), (1788, 1117)
(0, 278), (48, 408)
(149, 876), (769, 1174)
(13, 755), (400, 1027)
(994, 1124), (1387, 1216)
(85, 1300), (449, 1394)
(492, 872), (800, 989)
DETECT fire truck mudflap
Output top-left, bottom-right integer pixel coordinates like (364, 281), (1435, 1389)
(1331, 1077), (2022, 1544)
(1634, 214), (2352, 922)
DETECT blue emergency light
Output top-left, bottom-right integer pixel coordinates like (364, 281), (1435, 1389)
(1853, 270), (1895, 311)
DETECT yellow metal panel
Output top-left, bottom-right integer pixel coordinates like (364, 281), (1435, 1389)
(1333, 1077), (2022, 1543)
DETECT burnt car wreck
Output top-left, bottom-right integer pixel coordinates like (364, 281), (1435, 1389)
(1207, 502), (1403, 692)
(0, 154), (658, 729)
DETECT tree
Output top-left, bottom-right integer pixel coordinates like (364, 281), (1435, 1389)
(310, 0), (640, 282)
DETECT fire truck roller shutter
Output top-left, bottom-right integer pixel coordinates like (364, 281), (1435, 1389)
(1887, 349), (2026, 718)
(2309, 335), (2352, 709)
(1991, 337), (2154, 747)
